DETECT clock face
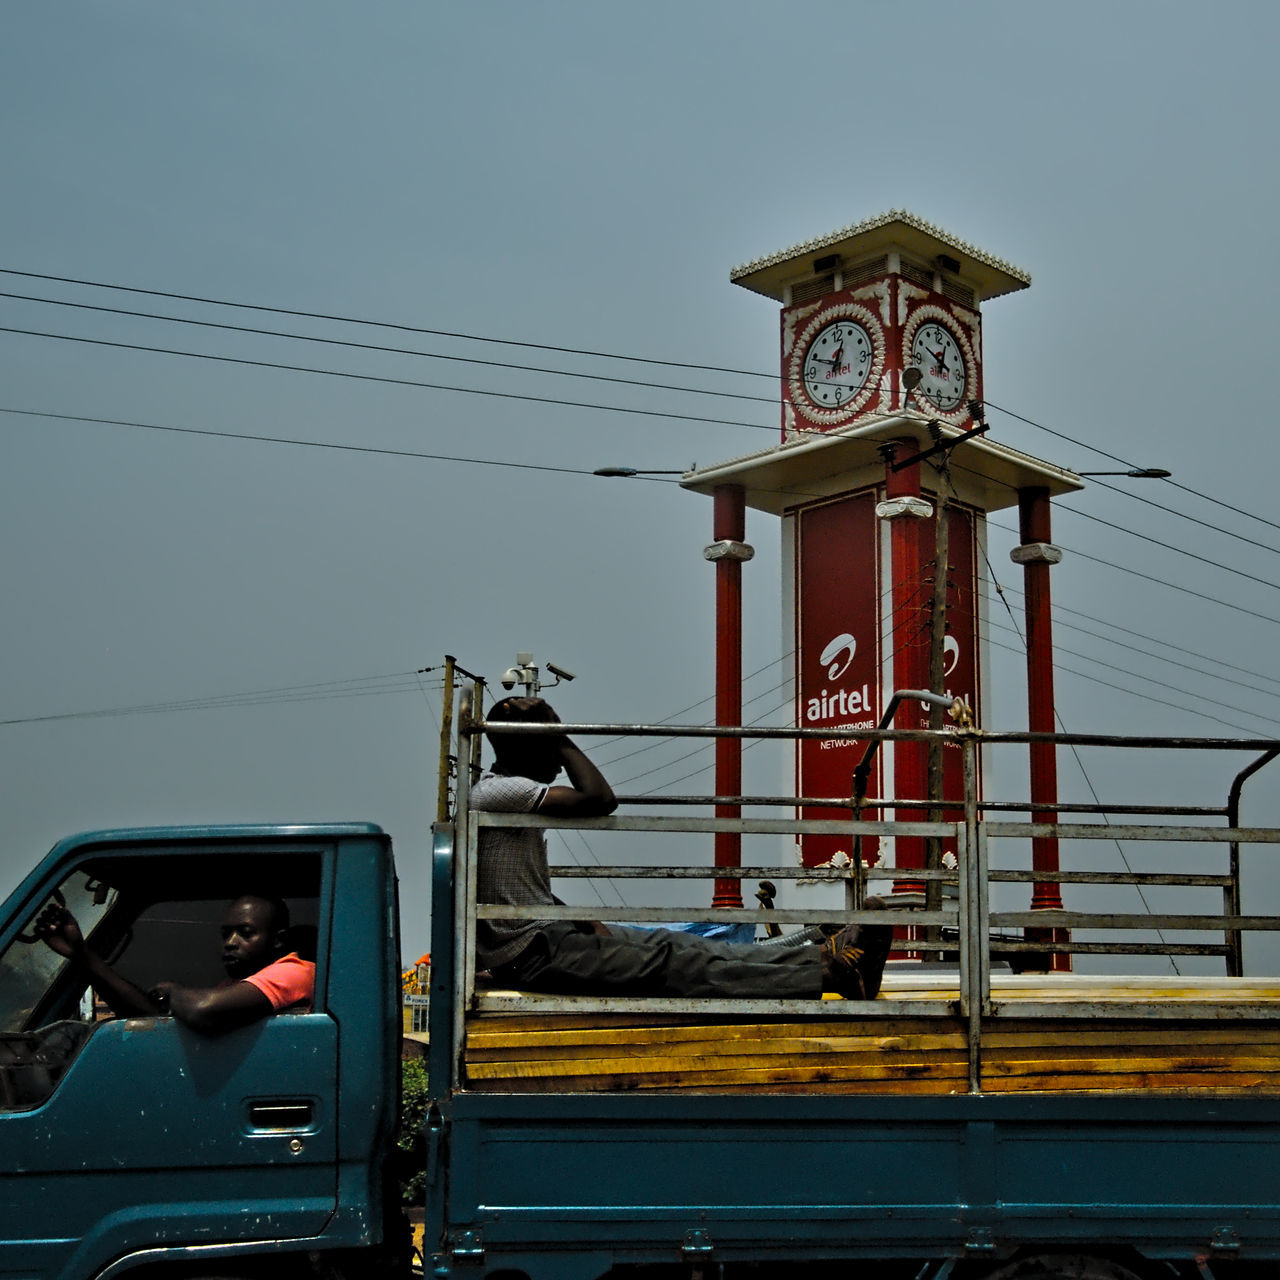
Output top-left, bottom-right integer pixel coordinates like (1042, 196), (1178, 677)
(909, 321), (968, 411)
(801, 319), (873, 410)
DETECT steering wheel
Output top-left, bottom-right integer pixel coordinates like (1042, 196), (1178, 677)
(14, 887), (66, 945)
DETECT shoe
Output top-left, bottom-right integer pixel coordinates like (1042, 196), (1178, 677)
(821, 898), (892, 1000)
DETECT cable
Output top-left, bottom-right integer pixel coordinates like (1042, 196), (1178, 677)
(1075, 473), (1280, 559)
(996, 587), (1280, 703)
(0, 670), (440, 727)
(984, 398), (1280, 540)
(985, 616), (1280, 731)
(995, 582), (1280, 695)
(9, 263), (1280, 560)
(0, 326), (776, 434)
(986, 515), (1280, 629)
(29, 410), (1267, 717)
(1050, 499), (1280, 597)
(590, 654), (791, 756)
(985, 634), (1258, 736)
(13, 290), (1280, 634)
(0, 406), (684, 482)
(0, 289), (781, 408)
(595, 673), (793, 769)
(0, 265), (782, 381)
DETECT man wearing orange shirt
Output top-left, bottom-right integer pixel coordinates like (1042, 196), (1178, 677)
(36, 892), (315, 1034)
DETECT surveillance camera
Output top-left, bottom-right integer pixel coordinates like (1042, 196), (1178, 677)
(546, 661), (575, 682)
(500, 668), (521, 690)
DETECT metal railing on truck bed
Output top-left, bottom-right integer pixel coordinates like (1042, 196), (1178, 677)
(435, 716), (1280, 1096)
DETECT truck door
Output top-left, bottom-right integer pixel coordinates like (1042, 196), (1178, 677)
(0, 842), (338, 1278)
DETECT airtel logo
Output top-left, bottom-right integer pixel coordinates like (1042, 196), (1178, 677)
(944, 634), (960, 677)
(818, 632), (856, 681)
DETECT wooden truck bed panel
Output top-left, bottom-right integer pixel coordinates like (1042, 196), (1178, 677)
(464, 973), (1280, 1094)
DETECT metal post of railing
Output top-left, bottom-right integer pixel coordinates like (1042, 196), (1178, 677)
(962, 733), (986, 1092)
(454, 686), (479, 1057)
(1226, 747), (1280, 977)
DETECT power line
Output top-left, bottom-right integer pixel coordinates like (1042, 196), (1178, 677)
(11, 276), (1280, 635)
(984, 616), (1280, 731)
(1045, 610), (1280, 705)
(0, 670), (440, 727)
(996, 582), (1280, 693)
(0, 289), (780, 409)
(984, 634), (1258, 736)
(1074, 473), (1280, 559)
(1050, 499), (1280, 597)
(984, 398), (1280, 541)
(8, 263), (1278, 556)
(11, 282), (1280, 593)
(987, 516), (1280, 629)
(0, 265), (779, 380)
(0, 325), (775, 434)
(0, 406), (683, 481)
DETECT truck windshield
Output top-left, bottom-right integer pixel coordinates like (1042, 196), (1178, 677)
(0, 872), (118, 1033)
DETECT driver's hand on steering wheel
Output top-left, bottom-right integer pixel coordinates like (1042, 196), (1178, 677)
(34, 902), (86, 960)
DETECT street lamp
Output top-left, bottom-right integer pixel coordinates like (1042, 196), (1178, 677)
(593, 467), (686, 477)
(1076, 468), (1172, 479)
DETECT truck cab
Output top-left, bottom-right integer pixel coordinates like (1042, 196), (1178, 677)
(0, 824), (402, 1280)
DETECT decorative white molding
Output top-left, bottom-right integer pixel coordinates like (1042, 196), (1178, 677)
(956, 306), (982, 363)
(897, 280), (930, 325)
(875, 496), (935, 520)
(730, 208), (1031, 287)
(852, 280), (891, 327)
(781, 301), (819, 359)
(1010, 542), (1063, 565)
(782, 401), (797, 438)
(704, 540), (756, 563)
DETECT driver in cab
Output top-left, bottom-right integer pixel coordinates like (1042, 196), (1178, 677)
(35, 894), (314, 1035)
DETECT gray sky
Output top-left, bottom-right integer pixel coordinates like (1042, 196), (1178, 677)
(3, 2), (1279, 969)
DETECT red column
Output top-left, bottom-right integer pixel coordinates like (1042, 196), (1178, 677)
(884, 442), (930, 883)
(710, 484), (748, 909)
(1016, 486), (1069, 971)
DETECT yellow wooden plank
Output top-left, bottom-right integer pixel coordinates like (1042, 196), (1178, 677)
(465, 1017), (961, 1050)
(982, 1074), (1280, 1094)
(466, 1059), (970, 1092)
(466, 1050), (968, 1083)
(984, 1054), (1280, 1078)
(467, 1032), (970, 1065)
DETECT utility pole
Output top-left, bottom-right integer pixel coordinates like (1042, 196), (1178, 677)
(926, 465), (951, 940)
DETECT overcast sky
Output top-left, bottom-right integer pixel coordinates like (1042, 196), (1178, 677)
(3, 2), (1279, 970)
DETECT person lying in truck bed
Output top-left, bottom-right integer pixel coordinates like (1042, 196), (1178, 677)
(35, 892), (314, 1033)
(471, 696), (891, 1000)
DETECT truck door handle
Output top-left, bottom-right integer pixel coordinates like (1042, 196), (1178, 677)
(248, 1100), (314, 1130)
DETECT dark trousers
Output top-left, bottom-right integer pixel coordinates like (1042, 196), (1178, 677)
(492, 922), (822, 998)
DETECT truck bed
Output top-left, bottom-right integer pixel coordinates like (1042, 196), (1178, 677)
(464, 972), (1280, 1095)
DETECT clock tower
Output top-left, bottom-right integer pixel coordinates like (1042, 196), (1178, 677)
(684, 211), (1081, 967)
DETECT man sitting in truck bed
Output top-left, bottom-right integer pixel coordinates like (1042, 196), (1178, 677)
(472, 696), (891, 1000)
(35, 893), (315, 1033)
